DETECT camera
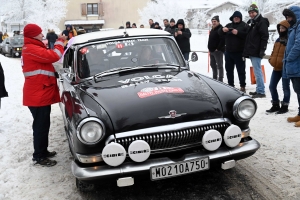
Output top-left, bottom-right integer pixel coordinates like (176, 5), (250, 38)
(175, 28), (178, 32)
(228, 28), (234, 31)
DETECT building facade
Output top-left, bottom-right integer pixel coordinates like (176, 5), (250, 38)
(59, 0), (149, 33)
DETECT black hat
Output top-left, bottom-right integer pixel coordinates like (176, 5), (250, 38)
(170, 18), (175, 23)
(211, 15), (220, 22)
(126, 21), (130, 25)
(176, 19), (185, 25)
(248, 4), (259, 13)
(155, 22), (159, 25)
(229, 11), (242, 21)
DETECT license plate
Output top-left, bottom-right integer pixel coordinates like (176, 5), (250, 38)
(150, 157), (209, 180)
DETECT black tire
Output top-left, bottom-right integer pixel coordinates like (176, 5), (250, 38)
(76, 178), (95, 192)
(11, 50), (15, 58)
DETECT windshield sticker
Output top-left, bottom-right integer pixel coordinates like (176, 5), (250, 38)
(137, 39), (148, 41)
(118, 75), (181, 84)
(97, 44), (107, 49)
(137, 87), (184, 98)
(106, 40), (136, 45)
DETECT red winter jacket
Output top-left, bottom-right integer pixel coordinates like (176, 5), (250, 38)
(22, 37), (64, 106)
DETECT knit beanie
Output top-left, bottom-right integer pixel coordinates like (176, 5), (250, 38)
(211, 16), (220, 22)
(229, 11), (243, 21)
(170, 18), (175, 23)
(24, 24), (42, 38)
(248, 4), (259, 13)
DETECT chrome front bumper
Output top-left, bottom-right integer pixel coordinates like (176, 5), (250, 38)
(72, 138), (260, 182)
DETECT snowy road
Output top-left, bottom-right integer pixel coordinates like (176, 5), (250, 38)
(0, 53), (299, 199)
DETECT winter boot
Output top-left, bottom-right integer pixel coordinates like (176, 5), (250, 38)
(276, 102), (289, 114)
(295, 121), (300, 127)
(287, 115), (300, 123)
(266, 101), (280, 113)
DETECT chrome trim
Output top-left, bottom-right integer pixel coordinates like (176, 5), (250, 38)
(72, 138), (260, 181)
(106, 118), (231, 145)
(76, 117), (106, 145)
(76, 153), (103, 163)
(242, 128), (250, 138)
(233, 96), (257, 121)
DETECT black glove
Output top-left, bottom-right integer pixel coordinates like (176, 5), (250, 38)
(54, 72), (59, 78)
(259, 50), (265, 58)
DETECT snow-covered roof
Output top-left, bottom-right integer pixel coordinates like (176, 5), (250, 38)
(204, 1), (240, 13)
(71, 29), (171, 45)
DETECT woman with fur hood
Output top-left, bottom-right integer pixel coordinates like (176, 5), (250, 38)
(267, 20), (291, 114)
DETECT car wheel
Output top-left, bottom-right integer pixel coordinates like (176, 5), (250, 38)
(76, 178), (95, 192)
(11, 50), (15, 58)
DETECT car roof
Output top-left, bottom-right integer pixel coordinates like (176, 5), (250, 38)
(71, 28), (171, 45)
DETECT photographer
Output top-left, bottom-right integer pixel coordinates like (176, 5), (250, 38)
(267, 20), (291, 114)
(219, 11), (248, 91)
(175, 19), (191, 61)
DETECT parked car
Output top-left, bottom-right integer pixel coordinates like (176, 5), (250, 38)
(0, 35), (23, 57)
(57, 29), (260, 191)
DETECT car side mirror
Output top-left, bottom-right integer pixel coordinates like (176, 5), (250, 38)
(190, 52), (198, 62)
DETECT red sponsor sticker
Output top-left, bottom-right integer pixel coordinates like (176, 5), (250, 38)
(137, 87), (184, 98)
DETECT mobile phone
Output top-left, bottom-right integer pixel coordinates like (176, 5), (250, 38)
(175, 28), (178, 32)
(228, 28), (234, 31)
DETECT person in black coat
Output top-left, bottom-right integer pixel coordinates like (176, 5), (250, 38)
(46, 29), (58, 49)
(219, 11), (248, 91)
(0, 32), (3, 43)
(175, 19), (192, 61)
(165, 18), (176, 36)
(149, 19), (155, 28)
(208, 15), (225, 82)
(243, 4), (269, 98)
(0, 62), (8, 109)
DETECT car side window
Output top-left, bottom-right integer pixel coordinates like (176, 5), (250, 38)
(63, 48), (75, 80)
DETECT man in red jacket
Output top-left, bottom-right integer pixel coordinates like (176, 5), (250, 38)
(22, 24), (66, 167)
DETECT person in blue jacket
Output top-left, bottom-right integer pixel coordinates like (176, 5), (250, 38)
(282, 6), (300, 127)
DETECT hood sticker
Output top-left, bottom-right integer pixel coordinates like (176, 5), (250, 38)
(120, 74), (182, 88)
(137, 86), (184, 98)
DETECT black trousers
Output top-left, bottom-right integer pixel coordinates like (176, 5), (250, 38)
(225, 51), (246, 87)
(28, 105), (51, 159)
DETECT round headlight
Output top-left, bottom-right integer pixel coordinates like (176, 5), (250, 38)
(81, 122), (103, 143)
(77, 118), (105, 144)
(233, 97), (257, 121)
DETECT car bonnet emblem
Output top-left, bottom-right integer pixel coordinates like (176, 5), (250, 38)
(158, 110), (187, 119)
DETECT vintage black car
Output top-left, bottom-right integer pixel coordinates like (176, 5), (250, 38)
(0, 35), (23, 57)
(58, 29), (260, 191)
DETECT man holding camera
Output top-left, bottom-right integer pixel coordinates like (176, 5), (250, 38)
(175, 19), (191, 61)
(219, 11), (248, 92)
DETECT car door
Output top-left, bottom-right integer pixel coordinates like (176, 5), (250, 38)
(3, 38), (10, 54)
(58, 48), (76, 128)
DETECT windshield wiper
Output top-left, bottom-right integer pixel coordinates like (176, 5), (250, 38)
(94, 64), (181, 81)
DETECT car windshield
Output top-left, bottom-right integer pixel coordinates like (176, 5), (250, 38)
(10, 36), (24, 45)
(77, 37), (186, 79)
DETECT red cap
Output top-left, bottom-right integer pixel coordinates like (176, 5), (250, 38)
(23, 24), (42, 38)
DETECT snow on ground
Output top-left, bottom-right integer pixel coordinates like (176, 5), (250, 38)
(0, 32), (300, 199)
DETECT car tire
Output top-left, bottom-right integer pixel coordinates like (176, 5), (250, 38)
(76, 178), (95, 192)
(11, 50), (15, 58)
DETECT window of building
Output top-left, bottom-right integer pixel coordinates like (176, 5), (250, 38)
(87, 3), (98, 15)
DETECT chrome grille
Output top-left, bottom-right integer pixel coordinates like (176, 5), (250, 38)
(114, 122), (230, 153)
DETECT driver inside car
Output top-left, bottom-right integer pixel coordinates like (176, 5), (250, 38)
(138, 46), (164, 66)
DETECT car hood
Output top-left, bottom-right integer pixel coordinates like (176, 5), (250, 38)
(80, 70), (223, 133)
